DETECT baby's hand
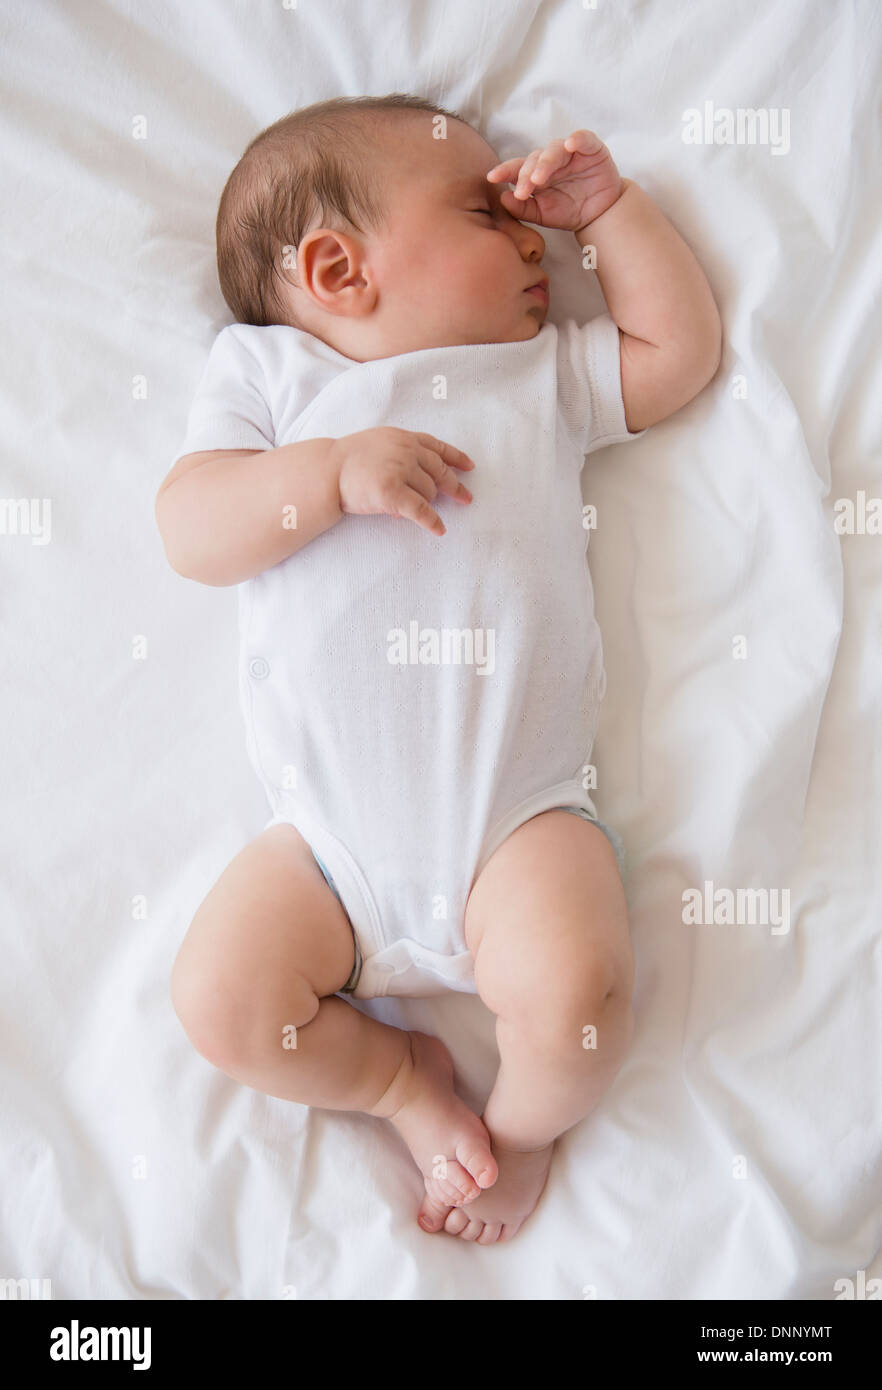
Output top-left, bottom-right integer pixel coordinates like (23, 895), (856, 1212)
(332, 427), (474, 537)
(486, 130), (622, 232)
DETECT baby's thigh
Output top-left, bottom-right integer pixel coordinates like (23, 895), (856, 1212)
(170, 824), (356, 1060)
(463, 810), (634, 1023)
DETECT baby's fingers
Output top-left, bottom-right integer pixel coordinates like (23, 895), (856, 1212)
(563, 128), (605, 156)
(417, 448), (473, 505)
(413, 432), (475, 471)
(488, 142), (568, 200)
(413, 435), (474, 503)
(486, 155), (526, 184)
(395, 486), (446, 537)
(517, 139), (571, 194)
(437, 469), (473, 504)
(511, 149), (545, 199)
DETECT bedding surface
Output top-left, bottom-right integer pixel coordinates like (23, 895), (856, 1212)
(1, 0), (879, 1299)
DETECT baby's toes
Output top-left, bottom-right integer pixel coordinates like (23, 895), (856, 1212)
(455, 1135), (498, 1193)
(430, 1157), (480, 1205)
(443, 1208), (484, 1241)
(476, 1222), (504, 1245)
(418, 1192), (452, 1234)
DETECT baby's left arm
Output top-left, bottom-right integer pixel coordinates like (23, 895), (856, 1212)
(488, 131), (722, 433)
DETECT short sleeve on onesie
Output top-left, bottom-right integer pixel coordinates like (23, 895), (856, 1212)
(175, 324), (279, 459)
(174, 321), (352, 464)
(556, 311), (647, 457)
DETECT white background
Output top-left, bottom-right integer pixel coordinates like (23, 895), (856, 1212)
(1, 0), (879, 1299)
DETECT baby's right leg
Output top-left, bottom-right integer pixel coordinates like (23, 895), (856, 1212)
(170, 823), (497, 1209)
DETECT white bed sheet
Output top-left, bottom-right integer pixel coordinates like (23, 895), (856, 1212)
(1, 0), (880, 1300)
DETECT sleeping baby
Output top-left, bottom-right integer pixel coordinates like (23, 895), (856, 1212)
(157, 94), (721, 1245)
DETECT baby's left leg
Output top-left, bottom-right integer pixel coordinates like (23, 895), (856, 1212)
(418, 810), (635, 1243)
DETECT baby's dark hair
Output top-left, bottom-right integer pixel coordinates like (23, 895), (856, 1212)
(216, 93), (467, 328)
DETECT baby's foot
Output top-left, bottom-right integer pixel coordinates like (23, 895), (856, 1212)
(378, 1031), (498, 1211)
(417, 1138), (554, 1244)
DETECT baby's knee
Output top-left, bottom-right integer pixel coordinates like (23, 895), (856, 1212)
(170, 934), (318, 1071)
(498, 949), (634, 1060)
(169, 947), (239, 1069)
(534, 987), (634, 1071)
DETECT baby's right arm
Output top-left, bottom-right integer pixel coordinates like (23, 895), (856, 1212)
(155, 428), (474, 587)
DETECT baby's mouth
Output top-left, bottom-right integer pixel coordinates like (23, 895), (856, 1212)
(524, 275), (549, 303)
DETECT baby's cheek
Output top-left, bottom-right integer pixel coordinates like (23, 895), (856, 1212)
(458, 255), (501, 303)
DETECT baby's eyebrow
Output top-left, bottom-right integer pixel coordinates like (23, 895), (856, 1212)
(448, 175), (503, 204)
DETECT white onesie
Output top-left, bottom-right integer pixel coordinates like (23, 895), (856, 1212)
(177, 312), (643, 998)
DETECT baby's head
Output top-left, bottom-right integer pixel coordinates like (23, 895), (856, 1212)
(216, 93), (548, 361)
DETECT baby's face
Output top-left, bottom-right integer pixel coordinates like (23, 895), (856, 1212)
(291, 118), (549, 359)
(371, 120), (549, 352)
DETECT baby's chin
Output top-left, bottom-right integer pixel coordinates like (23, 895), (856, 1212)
(369, 311), (546, 354)
(457, 313), (547, 347)
(500, 312), (546, 343)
